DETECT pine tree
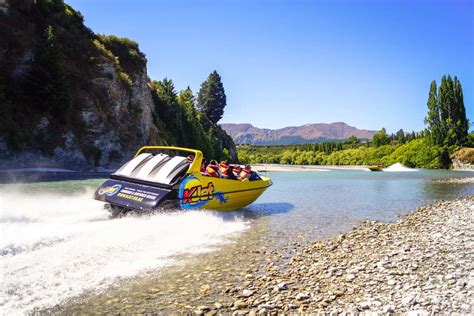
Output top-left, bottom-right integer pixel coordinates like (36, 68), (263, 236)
(396, 129), (406, 144)
(197, 70), (227, 124)
(177, 87), (213, 156)
(153, 78), (186, 144)
(29, 25), (70, 119)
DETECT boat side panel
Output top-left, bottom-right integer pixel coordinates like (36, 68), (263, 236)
(177, 174), (271, 211)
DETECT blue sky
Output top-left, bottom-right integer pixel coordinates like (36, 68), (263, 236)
(69, 0), (473, 133)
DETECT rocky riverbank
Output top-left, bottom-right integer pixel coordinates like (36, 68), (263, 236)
(195, 197), (474, 314)
(433, 177), (474, 184)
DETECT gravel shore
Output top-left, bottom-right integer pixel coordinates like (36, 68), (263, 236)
(433, 177), (474, 184)
(200, 197), (474, 314)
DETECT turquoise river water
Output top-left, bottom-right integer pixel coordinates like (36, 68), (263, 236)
(0, 169), (473, 313)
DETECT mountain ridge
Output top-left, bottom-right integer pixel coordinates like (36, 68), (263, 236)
(221, 122), (377, 145)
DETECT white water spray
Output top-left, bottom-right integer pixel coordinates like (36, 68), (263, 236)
(0, 190), (247, 314)
(383, 162), (418, 172)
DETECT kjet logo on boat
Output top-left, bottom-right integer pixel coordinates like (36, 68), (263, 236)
(98, 184), (122, 196)
(179, 175), (227, 209)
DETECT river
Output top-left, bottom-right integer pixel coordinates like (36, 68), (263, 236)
(0, 169), (473, 314)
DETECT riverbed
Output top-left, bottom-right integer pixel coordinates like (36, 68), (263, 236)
(0, 169), (473, 313)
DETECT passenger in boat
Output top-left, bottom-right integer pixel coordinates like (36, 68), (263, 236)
(240, 165), (252, 180)
(227, 166), (238, 180)
(200, 158), (208, 173)
(186, 155), (194, 163)
(233, 165), (242, 179)
(219, 160), (229, 178)
(205, 160), (221, 177)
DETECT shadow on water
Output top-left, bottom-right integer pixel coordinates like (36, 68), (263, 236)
(208, 202), (294, 221)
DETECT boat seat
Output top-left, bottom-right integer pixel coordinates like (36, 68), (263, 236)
(114, 153), (152, 177)
(133, 154), (170, 180)
(151, 156), (190, 184)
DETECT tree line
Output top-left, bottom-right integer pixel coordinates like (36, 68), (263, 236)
(151, 70), (230, 160)
(239, 75), (470, 169)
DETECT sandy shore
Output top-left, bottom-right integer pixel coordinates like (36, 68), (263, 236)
(252, 164), (368, 172)
(193, 197), (474, 314)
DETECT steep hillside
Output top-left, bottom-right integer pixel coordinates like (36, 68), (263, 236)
(0, 0), (236, 170)
(221, 122), (376, 145)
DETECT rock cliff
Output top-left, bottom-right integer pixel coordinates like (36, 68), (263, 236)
(0, 0), (236, 170)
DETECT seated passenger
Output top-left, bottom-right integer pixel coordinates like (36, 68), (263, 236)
(205, 160), (221, 177)
(200, 158), (208, 173)
(240, 165), (252, 180)
(186, 155), (194, 163)
(232, 165), (242, 179)
(219, 160), (229, 178)
(227, 166), (238, 180)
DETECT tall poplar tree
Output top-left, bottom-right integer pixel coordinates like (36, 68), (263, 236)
(453, 76), (469, 145)
(425, 80), (442, 145)
(425, 75), (469, 146)
(197, 70), (227, 124)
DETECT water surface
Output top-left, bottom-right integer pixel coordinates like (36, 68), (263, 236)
(0, 169), (472, 313)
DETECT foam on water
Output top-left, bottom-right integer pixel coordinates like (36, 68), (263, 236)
(383, 162), (418, 172)
(0, 190), (247, 314)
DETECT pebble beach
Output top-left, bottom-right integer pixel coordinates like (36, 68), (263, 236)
(195, 197), (474, 314)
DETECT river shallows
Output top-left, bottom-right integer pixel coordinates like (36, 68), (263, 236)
(0, 170), (473, 313)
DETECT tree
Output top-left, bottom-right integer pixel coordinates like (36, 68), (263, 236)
(197, 70), (227, 124)
(152, 78), (186, 144)
(424, 75), (469, 146)
(345, 135), (360, 148)
(372, 128), (390, 147)
(396, 129), (406, 144)
(177, 87), (213, 156)
(425, 80), (442, 145)
(28, 25), (70, 118)
(452, 76), (469, 145)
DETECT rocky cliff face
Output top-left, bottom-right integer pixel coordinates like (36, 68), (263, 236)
(0, 0), (236, 170)
(451, 148), (474, 170)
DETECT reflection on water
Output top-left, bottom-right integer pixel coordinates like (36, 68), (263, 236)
(0, 169), (472, 313)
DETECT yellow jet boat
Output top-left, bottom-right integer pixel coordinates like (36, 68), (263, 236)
(368, 165), (384, 171)
(94, 146), (272, 215)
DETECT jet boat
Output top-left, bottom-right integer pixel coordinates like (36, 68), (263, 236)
(94, 146), (272, 216)
(368, 165), (384, 171)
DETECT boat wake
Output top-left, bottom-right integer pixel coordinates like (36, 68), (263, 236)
(383, 162), (418, 172)
(0, 190), (247, 314)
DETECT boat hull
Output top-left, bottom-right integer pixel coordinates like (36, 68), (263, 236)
(94, 146), (273, 213)
(178, 173), (272, 211)
(368, 166), (383, 171)
(95, 174), (272, 212)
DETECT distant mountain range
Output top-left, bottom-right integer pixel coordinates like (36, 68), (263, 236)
(220, 122), (377, 145)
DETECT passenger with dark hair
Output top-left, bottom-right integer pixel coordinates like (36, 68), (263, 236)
(200, 158), (208, 173)
(227, 166), (238, 180)
(240, 165), (252, 180)
(233, 165), (242, 179)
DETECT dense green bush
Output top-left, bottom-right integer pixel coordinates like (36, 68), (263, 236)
(381, 139), (446, 168)
(238, 138), (451, 169)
